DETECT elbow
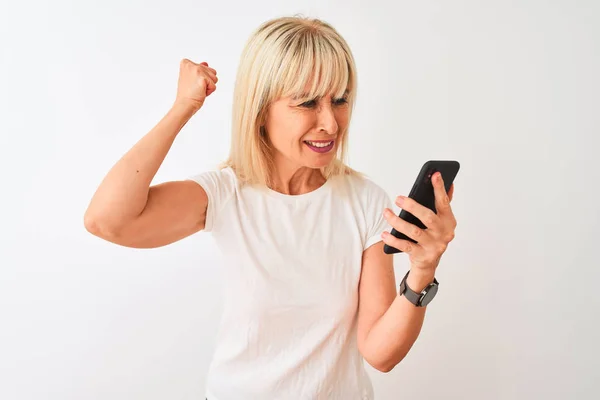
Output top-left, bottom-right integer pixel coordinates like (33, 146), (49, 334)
(374, 361), (396, 373)
(83, 212), (119, 239)
(377, 351), (410, 372)
(362, 352), (398, 373)
(83, 212), (98, 234)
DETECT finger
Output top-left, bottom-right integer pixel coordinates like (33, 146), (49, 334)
(381, 231), (420, 254)
(448, 184), (454, 202)
(383, 208), (431, 244)
(207, 70), (218, 84)
(395, 196), (441, 230)
(432, 172), (452, 215)
(205, 79), (217, 96)
(199, 63), (217, 76)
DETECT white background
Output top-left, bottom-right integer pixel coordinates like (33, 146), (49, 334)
(1, 1), (599, 399)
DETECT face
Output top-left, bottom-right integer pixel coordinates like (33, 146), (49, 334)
(263, 90), (350, 170)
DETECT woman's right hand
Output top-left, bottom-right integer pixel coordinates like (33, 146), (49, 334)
(174, 59), (218, 110)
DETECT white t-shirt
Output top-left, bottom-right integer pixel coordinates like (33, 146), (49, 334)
(188, 167), (393, 400)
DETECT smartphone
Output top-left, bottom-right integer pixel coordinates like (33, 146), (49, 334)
(383, 160), (460, 255)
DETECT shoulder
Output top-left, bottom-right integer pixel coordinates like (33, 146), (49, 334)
(188, 166), (237, 184)
(335, 171), (390, 203)
(186, 167), (240, 233)
(188, 166), (239, 194)
(186, 166), (240, 208)
(334, 172), (393, 246)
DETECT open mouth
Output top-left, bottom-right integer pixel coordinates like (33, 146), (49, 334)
(304, 140), (335, 153)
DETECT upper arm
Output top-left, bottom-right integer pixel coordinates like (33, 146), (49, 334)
(92, 180), (209, 248)
(357, 241), (397, 360)
(356, 179), (397, 358)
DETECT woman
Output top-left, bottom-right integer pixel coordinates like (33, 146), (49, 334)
(84, 16), (456, 400)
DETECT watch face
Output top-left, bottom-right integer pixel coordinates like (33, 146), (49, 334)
(420, 284), (439, 307)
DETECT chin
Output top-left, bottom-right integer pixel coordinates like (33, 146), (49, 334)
(302, 145), (339, 167)
(307, 155), (335, 169)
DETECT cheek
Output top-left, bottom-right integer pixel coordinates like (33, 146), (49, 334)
(268, 123), (308, 152)
(280, 120), (313, 147)
(336, 110), (350, 127)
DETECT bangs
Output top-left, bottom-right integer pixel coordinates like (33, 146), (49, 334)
(274, 30), (352, 102)
(224, 16), (361, 186)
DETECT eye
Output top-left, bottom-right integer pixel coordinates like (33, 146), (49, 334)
(299, 97), (348, 108)
(299, 99), (318, 108)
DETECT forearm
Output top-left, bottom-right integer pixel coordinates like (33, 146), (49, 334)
(364, 269), (436, 372)
(84, 102), (198, 231)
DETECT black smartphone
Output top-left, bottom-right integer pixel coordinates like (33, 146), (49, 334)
(383, 160), (460, 255)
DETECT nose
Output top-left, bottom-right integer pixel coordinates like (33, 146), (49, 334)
(317, 103), (339, 135)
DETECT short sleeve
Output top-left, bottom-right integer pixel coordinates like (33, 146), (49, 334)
(363, 180), (394, 250)
(186, 168), (236, 233)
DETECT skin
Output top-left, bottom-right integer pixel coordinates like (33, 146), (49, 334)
(262, 90), (350, 195)
(358, 172), (456, 372)
(262, 86), (458, 372)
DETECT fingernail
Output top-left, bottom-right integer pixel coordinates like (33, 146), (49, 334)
(396, 196), (405, 205)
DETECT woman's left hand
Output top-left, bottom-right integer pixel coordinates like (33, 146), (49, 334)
(381, 172), (457, 273)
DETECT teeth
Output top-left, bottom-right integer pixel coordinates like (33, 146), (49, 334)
(306, 141), (333, 148)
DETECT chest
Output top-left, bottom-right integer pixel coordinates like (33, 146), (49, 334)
(214, 195), (368, 314)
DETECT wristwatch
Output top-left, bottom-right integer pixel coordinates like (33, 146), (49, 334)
(399, 270), (439, 307)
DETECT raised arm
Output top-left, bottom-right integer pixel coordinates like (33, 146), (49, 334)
(84, 59), (218, 248)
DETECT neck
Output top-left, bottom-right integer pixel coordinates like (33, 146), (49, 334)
(269, 160), (325, 196)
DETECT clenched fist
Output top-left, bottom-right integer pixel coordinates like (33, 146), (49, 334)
(174, 58), (218, 110)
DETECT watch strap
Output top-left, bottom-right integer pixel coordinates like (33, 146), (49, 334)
(401, 272), (423, 305)
(399, 270), (438, 307)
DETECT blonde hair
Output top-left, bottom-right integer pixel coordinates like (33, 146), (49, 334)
(220, 15), (361, 188)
